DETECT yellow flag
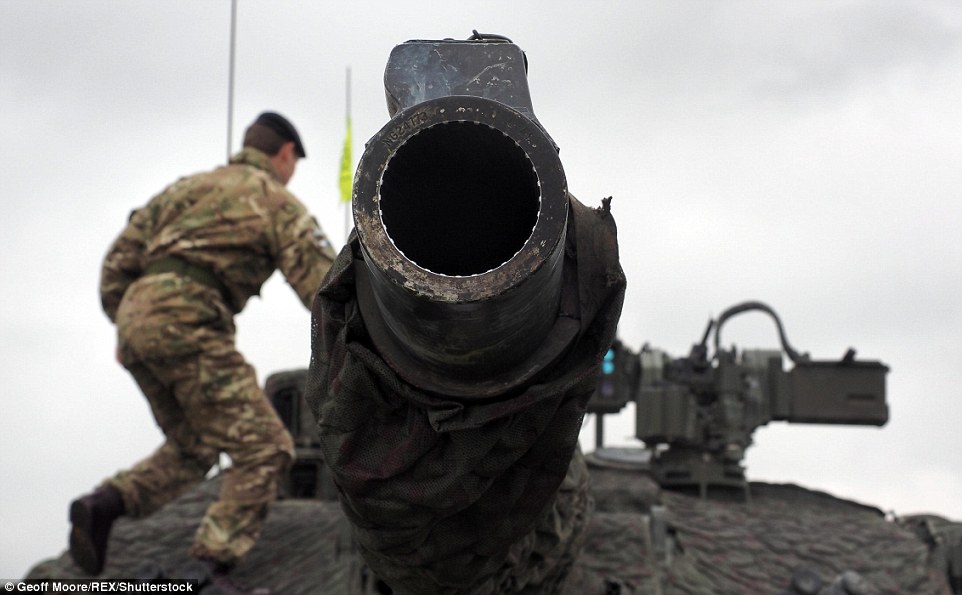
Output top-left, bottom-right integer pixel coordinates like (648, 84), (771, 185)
(338, 115), (353, 202)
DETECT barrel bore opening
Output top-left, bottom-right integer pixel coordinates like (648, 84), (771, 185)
(379, 122), (541, 276)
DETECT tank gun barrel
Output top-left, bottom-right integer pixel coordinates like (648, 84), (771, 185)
(352, 104), (568, 397)
(306, 34), (626, 593)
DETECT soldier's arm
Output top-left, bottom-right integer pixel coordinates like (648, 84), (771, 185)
(271, 198), (338, 309)
(99, 208), (149, 322)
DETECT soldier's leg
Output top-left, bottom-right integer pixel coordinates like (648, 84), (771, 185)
(107, 359), (219, 517)
(185, 339), (295, 566)
(71, 357), (218, 574)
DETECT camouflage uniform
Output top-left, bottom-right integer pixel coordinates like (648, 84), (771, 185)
(100, 147), (337, 566)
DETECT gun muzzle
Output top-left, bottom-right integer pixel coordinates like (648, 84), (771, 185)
(352, 95), (569, 397)
(308, 35), (625, 595)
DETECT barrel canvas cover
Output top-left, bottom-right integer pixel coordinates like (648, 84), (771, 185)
(306, 195), (626, 593)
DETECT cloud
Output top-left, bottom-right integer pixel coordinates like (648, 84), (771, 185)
(2, 0), (960, 580)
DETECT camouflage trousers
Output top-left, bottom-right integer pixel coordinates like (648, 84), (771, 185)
(108, 275), (294, 566)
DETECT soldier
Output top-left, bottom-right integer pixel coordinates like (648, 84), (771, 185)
(69, 112), (337, 594)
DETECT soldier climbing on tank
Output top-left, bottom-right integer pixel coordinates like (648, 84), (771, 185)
(69, 112), (338, 595)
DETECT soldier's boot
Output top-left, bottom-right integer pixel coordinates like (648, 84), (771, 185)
(195, 559), (272, 595)
(68, 484), (126, 575)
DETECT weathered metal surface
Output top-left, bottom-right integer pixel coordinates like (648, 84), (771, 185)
(382, 35), (555, 149)
(352, 94), (569, 397)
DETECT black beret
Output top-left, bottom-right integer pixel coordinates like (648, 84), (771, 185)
(255, 111), (306, 158)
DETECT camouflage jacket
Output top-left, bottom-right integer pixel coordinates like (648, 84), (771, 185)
(100, 148), (337, 321)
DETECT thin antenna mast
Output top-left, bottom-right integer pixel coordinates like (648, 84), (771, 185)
(226, 0), (238, 161)
(343, 67), (351, 241)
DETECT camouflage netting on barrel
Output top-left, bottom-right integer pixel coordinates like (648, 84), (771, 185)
(306, 196), (625, 594)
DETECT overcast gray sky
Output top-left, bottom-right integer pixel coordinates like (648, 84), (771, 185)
(2, 0), (960, 580)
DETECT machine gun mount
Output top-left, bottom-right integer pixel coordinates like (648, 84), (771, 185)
(589, 301), (889, 501)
